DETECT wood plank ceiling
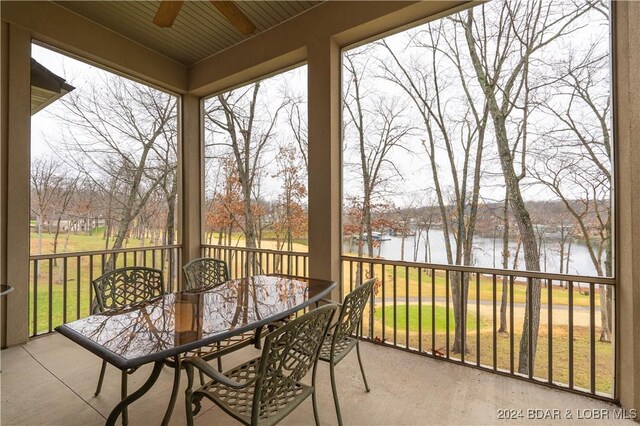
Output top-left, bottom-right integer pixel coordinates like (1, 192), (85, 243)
(55, 1), (322, 66)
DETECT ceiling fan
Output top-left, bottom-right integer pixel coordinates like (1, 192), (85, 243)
(153, 1), (256, 35)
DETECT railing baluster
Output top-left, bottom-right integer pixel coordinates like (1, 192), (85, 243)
(461, 271), (466, 364)
(303, 255), (307, 277)
(349, 260), (353, 301)
(548, 278), (553, 385)
(510, 275), (514, 375)
(476, 272), (480, 367)
(431, 268), (435, 355)
(446, 269), (450, 359)
(568, 281), (573, 389)
(89, 255), (94, 316)
(168, 248), (175, 293)
(528, 277), (533, 379)
(393, 264), (397, 346)
(76, 256), (81, 320)
(568, 280), (574, 389)
(590, 282), (596, 394)
(418, 267), (422, 353)
(381, 263), (386, 343)
(405, 266), (409, 349)
(33, 260), (38, 335)
(48, 258), (53, 333)
(271, 252), (276, 276)
(63, 257), (68, 325)
(493, 274), (497, 371)
(369, 262), (374, 340)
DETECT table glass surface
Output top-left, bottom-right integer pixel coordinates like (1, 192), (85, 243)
(57, 275), (334, 367)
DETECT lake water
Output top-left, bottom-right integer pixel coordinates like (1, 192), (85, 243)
(343, 229), (606, 277)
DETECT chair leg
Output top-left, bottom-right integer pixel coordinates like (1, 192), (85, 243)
(216, 342), (223, 372)
(253, 327), (263, 349)
(185, 364), (196, 426)
(356, 341), (370, 392)
(311, 358), (320, 426)
(161, 356), (181, 425)
(95, 360), (107, 396)
(312, 389), (320, 426)
(329, 362), (343, 426)
(185, 391), (195, 426)
(121, 370), (128, 426)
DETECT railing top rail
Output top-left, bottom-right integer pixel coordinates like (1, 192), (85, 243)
(29, 245), (182, 261)
(341, 254), (616, 286)
(202, 244), (309, 257)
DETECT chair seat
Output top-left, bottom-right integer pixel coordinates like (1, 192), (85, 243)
(318, 334), (357, 364)
(165, 331), (256, 369)
(188, 331), (255, 358)
(193, 357), (314, 426)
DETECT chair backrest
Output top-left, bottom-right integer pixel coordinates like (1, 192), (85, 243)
(182, 258), (230, 291)
(92, 267), (165, 312)
(333, 277), (376, 343)
(252, 303), (338, 423)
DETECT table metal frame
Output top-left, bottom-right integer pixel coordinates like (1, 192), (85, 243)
(55, 275), (336, 426)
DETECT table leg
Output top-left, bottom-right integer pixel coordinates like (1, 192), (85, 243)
(161, 355), (181, 426)
(106, 361), (164, 426)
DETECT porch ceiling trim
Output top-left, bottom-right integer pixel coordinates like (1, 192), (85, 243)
(0, 1), (188, 94)
(187, 0), (471, 97)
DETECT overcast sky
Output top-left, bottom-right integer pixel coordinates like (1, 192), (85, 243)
(31, 0), (611, 209)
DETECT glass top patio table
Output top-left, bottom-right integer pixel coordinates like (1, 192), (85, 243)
(55, 275), (336, 370)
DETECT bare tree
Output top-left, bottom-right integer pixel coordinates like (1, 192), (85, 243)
(463, 0), (595, 372)
(271, 144), (307, 253)
(55, 74), (177, 269)
(533, 29), (612, 341)
(378, 19), (489, 354)
(205, 81), (289, 274)
(30, 157), (65, 255)
(343, 48), (411, 259)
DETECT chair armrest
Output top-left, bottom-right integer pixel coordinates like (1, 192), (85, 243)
(319, 298), (342, 307)
(183, 356), (255, 389)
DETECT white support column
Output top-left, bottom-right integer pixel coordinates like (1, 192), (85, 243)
(307, 38), (342, 300)
(180, 94), (202, 271)
(614, 1), (640, 413)
(2, 24), (31, 346)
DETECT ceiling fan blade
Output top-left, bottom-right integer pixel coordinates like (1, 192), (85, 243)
(153, 0), (184, 27)
(210, 1), (256, 35)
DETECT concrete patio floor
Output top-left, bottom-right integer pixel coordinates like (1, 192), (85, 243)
(0, 333), (630, 425)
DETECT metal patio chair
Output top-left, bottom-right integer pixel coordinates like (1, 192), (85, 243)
(320, 277), (376, 426)
(183, 303), (338, 426)
(182, 257), (267, 375)
(92, 266), (166, 425)
(183, 257), (230, 291)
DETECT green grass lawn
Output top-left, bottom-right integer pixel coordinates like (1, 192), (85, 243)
(342, 262), (605, 308)
(374, 304), (490, 333)
(367, 305), (614, 396)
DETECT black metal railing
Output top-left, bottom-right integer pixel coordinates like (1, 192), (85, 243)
(29, 245), (181, 337)
(32, 240), (615, 401)
(201, 245), (309, 279)
(342, 255), (617, 401)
